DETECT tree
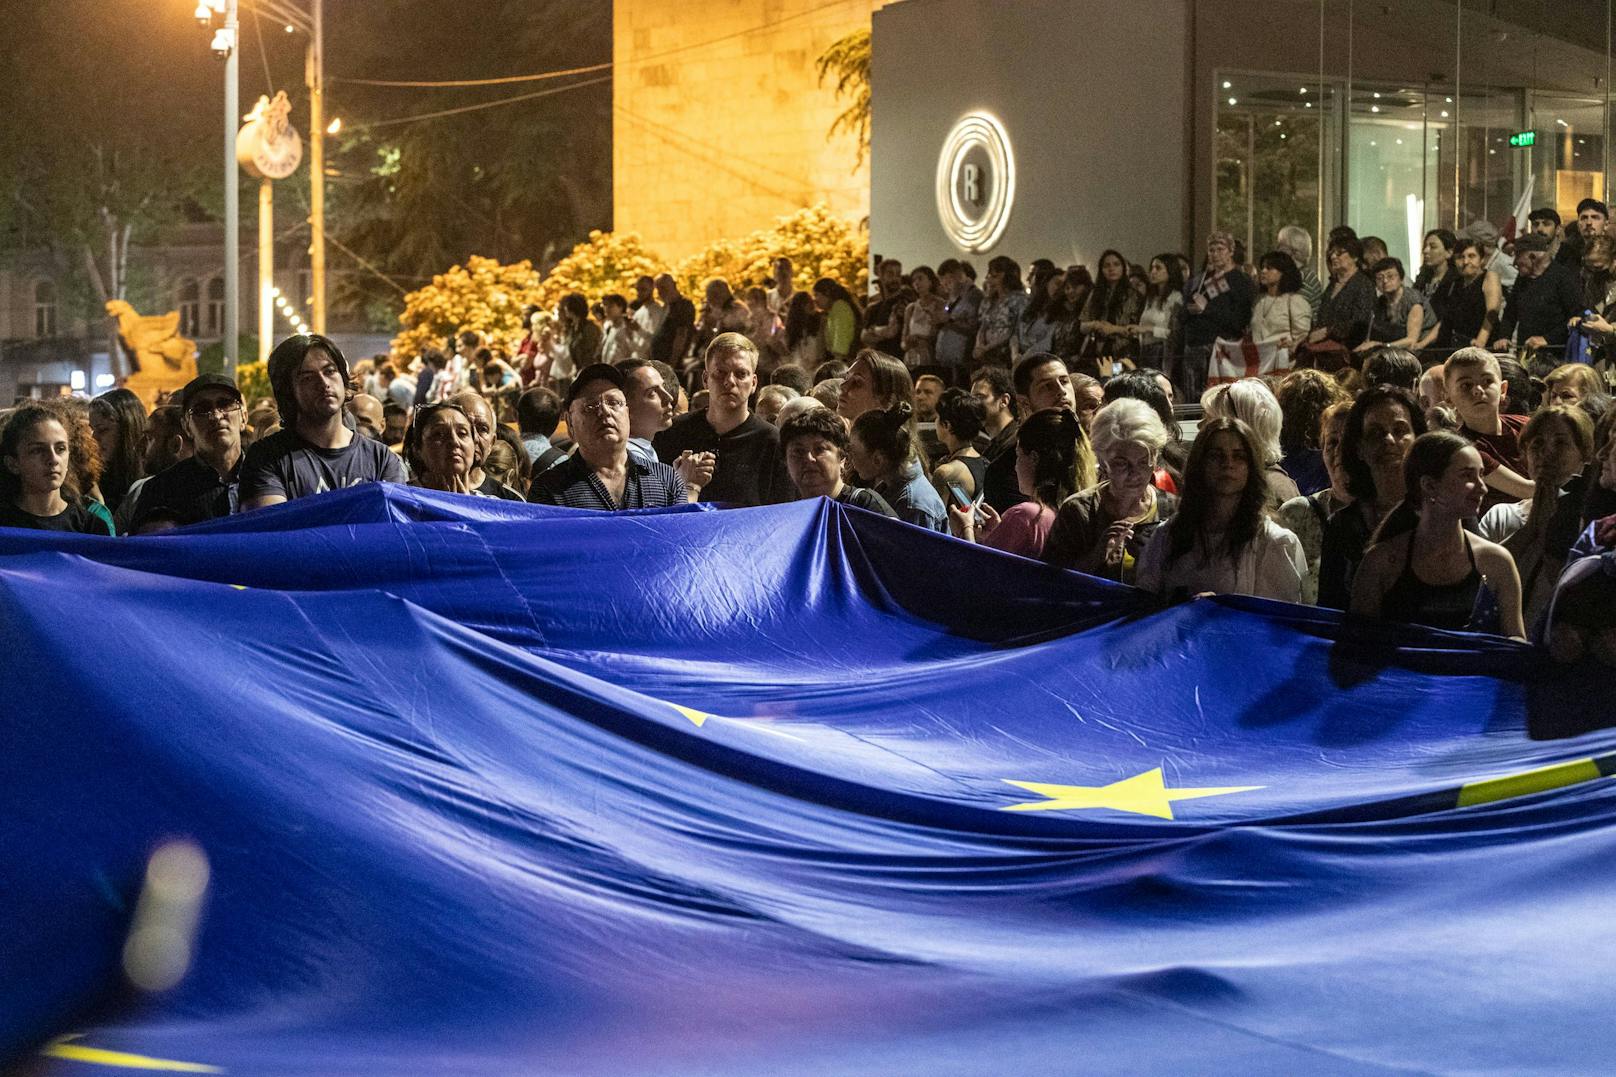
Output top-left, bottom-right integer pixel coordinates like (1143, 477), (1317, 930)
(0, 0), (218, 369)
(815, 30), (871, 171)
(330, 0), (612, 327)
(391, 256), (544, 360)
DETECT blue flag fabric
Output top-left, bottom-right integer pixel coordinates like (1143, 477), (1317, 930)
(3, 486), (1615, 1075)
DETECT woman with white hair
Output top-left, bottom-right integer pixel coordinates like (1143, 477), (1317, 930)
(1276, 224), (1323, 315)
(1041, 398), (1178, 582)
(1201, 379), (1300, 510)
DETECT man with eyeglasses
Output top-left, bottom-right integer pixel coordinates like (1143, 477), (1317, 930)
(239, 334), (406, 510)
(127, 374), (247, 532)
(653, 333), (791, 506)
(529, 363), (689, 509)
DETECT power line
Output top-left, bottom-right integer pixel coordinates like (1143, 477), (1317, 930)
(335, 61), (610, 89)
(327, 0), (862, 92)
(346, 74), (611, 132)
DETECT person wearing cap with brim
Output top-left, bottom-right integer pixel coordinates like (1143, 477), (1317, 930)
(238, 334), (405, 511)
(1500, 230), (1583, 355)
(1461, 218), (1518, 291)
(126, 373), (248, 532)
(527, 363), (691, 510)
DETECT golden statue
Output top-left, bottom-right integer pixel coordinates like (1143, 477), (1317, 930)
(106, 299), (199, 408)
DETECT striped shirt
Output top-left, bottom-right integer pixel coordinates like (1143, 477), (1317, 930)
(527, 451), (687, 510)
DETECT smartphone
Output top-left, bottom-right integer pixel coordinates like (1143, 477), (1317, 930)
(946, 483), (973, 512)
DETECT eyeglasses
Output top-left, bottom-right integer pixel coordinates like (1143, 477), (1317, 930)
(187, 400), (243, 420)
(577, 397), (627, 417)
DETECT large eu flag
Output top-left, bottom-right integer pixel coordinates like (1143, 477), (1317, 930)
(2, 487), (1614, 1075)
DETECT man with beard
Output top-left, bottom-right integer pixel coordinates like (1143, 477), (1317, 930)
(239, 334), (405, 509)
(529, 363), (687, 509)
(654, 333), (791, 506)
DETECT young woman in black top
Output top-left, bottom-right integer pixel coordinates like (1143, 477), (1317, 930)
(0, 403), (113, 535)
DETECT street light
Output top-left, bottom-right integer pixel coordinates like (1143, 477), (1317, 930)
(195, 0), (240, 376)
(247, 0), (326, 337)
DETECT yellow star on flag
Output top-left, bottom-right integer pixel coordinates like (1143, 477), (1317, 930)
(1002, 767), (1261, 819)
(667, 703), (715, 728)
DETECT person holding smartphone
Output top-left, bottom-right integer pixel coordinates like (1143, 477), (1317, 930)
(948, 407), (1083, 559)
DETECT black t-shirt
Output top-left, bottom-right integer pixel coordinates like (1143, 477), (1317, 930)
(239, 428), (406, 505)
(835, 485), (897, 518)
(477, 474), (526, 501)
(0, 500), (112, 535)
(131, 455), (241, 531)
(653, 411), (792, 507)
(651, 297), (696, 363)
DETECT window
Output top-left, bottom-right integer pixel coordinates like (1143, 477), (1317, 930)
(206, 277), (225, 336)
(33, 280), (58, 338)
(179, 279), (201, 337)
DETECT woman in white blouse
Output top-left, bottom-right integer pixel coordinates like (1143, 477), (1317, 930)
(1249, 251), (1313, 348)
(1136, 416), (1307, 602)
(1128, 254), (1187, 370)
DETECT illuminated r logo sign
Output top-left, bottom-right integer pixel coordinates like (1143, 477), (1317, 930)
(963, 164), (982, 205)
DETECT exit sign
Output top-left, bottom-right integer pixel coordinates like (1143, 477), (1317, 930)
(1509, 130), (1536, 148)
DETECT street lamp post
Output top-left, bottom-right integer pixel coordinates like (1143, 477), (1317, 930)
(198, 0), (242, 376)
(256, 0), (326, 336)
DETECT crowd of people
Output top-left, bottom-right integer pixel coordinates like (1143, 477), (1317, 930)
(4, 216), (1616, 660)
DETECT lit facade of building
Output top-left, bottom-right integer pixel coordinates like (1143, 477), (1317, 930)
(871, 0), (1615, 275)
(612, 0), (886, 261)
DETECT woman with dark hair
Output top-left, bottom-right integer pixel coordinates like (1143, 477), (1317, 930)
(1078, 250), (1142, 363)
(930, 388), (987, 501)
(1135, 416), (1305, 601)
(837, 349), (915, 424)
(88, 388), (147, 515)
(1300, 235), (1375, 366)
(1351, 431), (1524, 637)
(1435, 238), (1502, 350)
(0, 402), (113, 534)
(1250, 251), (1311, 348)
(1413, 228), (1459, 353)
(847, 402), (948, 532)
(780, 406), (896, 517)
(1477, 405), (1594, 629)
(1359, 257), (1425, 353)
(949, 407), (1084, 559)
(542, 293), (600, 390)
(973, 255), (1028, 366)
(405, 402), (481, 495)
(774, 291), (824, 372)
(812, 277), (863, 361)
(1317, 385), (1428, 609)
(1017, 263), (1065, 357)
(1049, 267), (1094, 361)
(901, 265), (947, 369)
(1042, 399), (1177, 581)
(1129, 254), (1186, 370)
(1278, 399), (1355, 604)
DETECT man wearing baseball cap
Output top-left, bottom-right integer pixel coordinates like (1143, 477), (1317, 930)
(1501, 231), (1582, 352)
(527, 363), (692, 509)
(239, 334), (405, 510)
(127, 373), (247, 531)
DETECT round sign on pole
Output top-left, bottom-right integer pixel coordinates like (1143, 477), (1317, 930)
(237, 91), (303, 180)
(935, 111), (1016, 253)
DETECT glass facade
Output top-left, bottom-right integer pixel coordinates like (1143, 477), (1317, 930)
(1216, 69), (1610, 272)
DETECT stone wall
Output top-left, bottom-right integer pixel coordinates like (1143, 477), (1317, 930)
(613, 0), (883, 262)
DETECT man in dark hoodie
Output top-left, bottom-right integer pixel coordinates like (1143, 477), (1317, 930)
(238, 334), (405, 511)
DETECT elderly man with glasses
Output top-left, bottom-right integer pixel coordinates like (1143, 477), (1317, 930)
(528, 363), (692, 510)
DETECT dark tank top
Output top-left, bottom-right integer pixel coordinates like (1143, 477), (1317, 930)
(1441, 276), (1488, 348)
(1381, 531), (1483, 631)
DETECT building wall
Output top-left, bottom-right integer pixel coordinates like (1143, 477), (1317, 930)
(613, 0), (883, 262)
(869, 0), (1191, 271)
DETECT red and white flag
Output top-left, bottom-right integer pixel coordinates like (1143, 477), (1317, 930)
(1207, 337), (1292, 387)
(1503, 175), (1535, 242)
